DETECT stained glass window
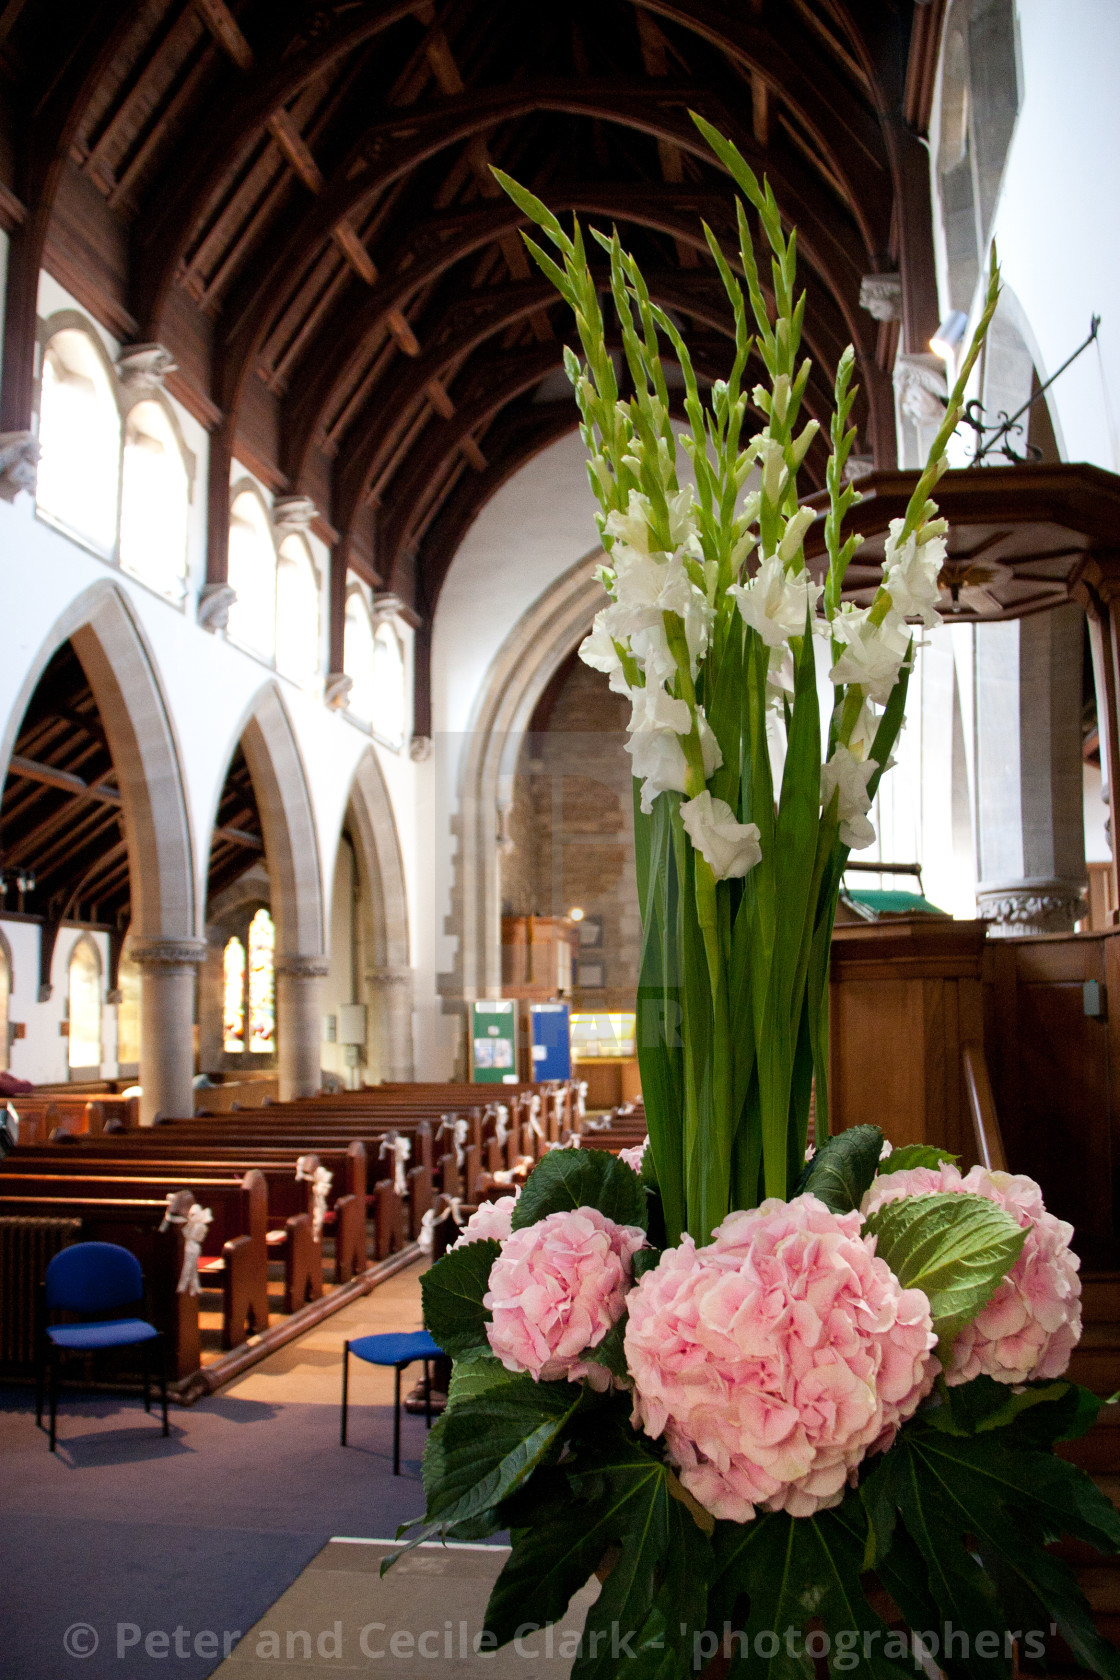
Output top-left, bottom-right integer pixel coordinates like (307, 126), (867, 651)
(223, 936), (246, 1052)
(247, 908), (275, 1054)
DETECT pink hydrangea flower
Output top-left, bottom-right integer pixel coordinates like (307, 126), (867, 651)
(862, 1163), (1081, 1386)
(485, 1206), (646, 1387)
(624, 1193), (937, 1522)
(619, 1137), (649, 1173)
(451, 1195), (517, 1249)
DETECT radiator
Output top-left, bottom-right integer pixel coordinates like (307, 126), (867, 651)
(0, 1216), (81, 1369)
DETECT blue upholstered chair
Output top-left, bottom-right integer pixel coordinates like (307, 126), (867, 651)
(36, 1242), (168, 1451)
(340, 1330), (442, 1474)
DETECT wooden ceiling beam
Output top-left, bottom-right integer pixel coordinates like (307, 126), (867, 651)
(215, 75), (850, 433)
(283, 173), (866, 491)
(625, 0), (892, 252)
(7, 753), (122, 806)
(194, 0), (254, 71)
(267, 109), (323, 194)
(134, 0), (431, 332)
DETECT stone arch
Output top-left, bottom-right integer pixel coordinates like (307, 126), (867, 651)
(344, 746), (413, 1079)
(0, 579), (196, 942)
(0, 579), (198, 1121)
(450, 548), (607, 1019)
(215, 682), (325, 1096)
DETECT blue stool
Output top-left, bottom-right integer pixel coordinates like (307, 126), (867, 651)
(36, 1242), (168, 1452)
(341, 1330), (442, 1474)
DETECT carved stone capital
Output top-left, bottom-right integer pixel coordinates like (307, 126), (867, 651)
(324, 670), (354, 711)
(409, 734), (432, 762)
(859, 273), (903, 322)
(275, 953), (330, 979)
(272, 494), (317, 534)
(977, 878), (1087, 937)
(105, 988), (124, 1007)
(198, 582), (237, 632)
(130, 938), (209, 968)
(893, 354), (947, 427)
(0, 431), (39, 501)
(372, 590), (405, 622)
(366, 966), (413, 990)
(116, 343), (177, 395)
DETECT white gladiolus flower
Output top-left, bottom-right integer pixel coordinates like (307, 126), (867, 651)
(766, 645), (796, 709)
(626, 690), (723, 815)
(829, 607), (911, 704)
(628, 725), (690, 813)
(846, 699), (880, 762)
(821, 744), (878, 849)
(605, 487), (696, 556)
(578, 616), (632, 695)
(730, 556), (822, 649)
(626, 684), (692, 813)
(881, 516), (946, 629)
(680, 791), (762, 880)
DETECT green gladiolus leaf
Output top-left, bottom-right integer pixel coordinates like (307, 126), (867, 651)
(877, 1144), (959, 1175)
(420, 1238), (500, 1358)
(709, 1494), (912, 1680)
(864, 1193), (1025, 1349)
(512, 1146), (648, 1233)
(795, 1124), (883, 1213)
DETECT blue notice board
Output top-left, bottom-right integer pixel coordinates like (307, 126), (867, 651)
(529, 1003), (571, 1080)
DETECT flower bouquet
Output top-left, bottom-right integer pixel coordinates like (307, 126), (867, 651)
(386, 121), (1120, 1680)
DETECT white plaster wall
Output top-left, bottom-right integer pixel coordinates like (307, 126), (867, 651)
(422, 427), (597, 1075)
(980, 2), (1120, 472)
(1, 919), (110, 1085)
(930, 1), (1120, 472)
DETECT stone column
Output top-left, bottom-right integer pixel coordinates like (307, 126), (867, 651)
(130, 938), (207, 1126)
(974, 605), (1087, 936)
(275, 954), (329, 1099)
(366, 965), (415, 1082)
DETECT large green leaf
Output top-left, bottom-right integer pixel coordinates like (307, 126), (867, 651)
(876, 1144), (959, 1176)
(795, 1124), (883, 1213)
(863, 1421), (1120, 1680)
(486, 1428), (712, 1680)
(709, 1498), (912, 1680)
(446, 1351), (508, 1405)
(863, 1193), (1025, 1348)
(420, 1238), (500, 1357)
(512, 1145), (648, 1232)
(422, 1374), (583, 1528)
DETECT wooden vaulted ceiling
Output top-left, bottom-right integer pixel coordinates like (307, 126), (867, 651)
(0, 1), (944, 727)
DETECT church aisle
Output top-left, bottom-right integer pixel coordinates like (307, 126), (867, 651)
(0, 1265), (448, 1680)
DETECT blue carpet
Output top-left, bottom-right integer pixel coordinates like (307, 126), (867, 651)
(0, 1385), (442, 1680)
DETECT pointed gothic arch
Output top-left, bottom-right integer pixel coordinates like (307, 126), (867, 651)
(343, 746), (413, 1080)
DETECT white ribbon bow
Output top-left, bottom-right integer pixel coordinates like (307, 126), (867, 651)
(296, 1156), (333, 1241)
(379, 1132), (411, 1196)
(160, 1191), (213, 1296)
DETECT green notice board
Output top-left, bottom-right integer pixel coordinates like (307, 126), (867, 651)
(470, 999), (518, 1083)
